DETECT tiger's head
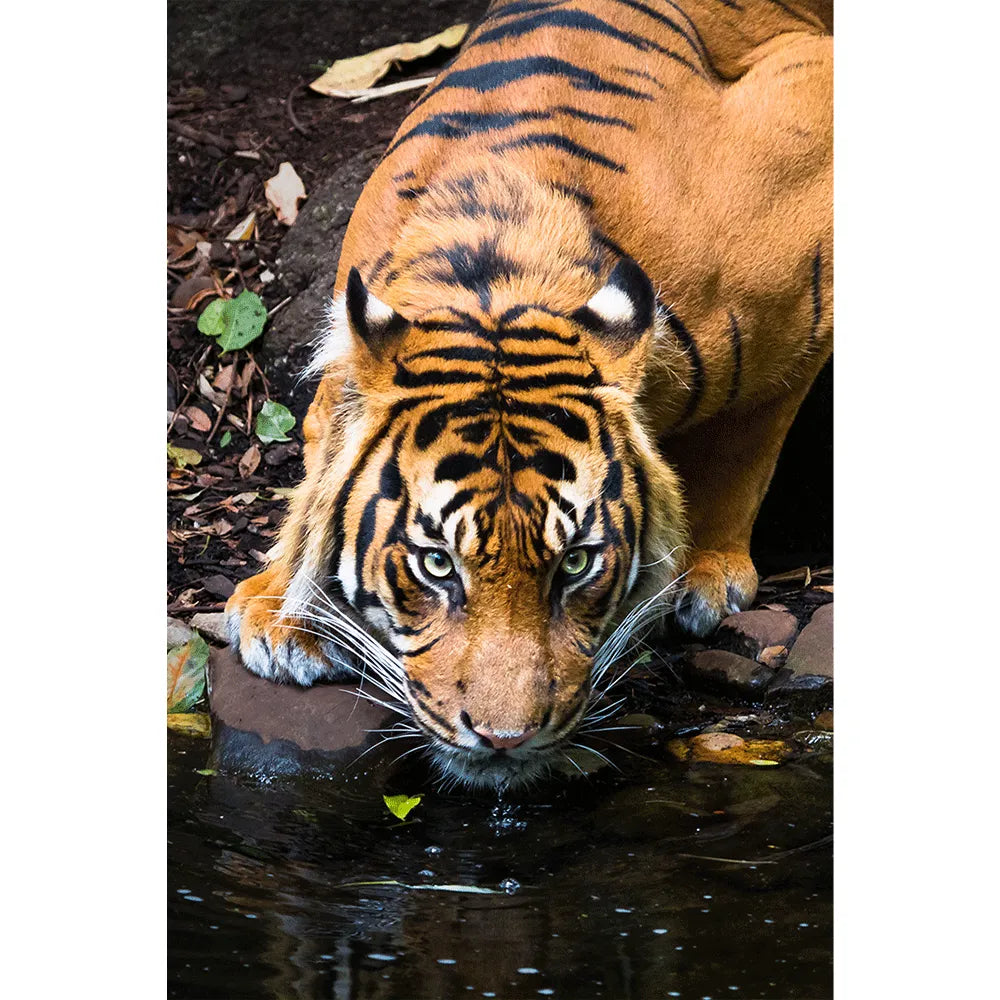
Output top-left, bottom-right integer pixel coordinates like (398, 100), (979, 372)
(289, 169), (688, 788)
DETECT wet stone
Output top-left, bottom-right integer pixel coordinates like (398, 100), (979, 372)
(168, 616), (194, 649)
(687, 649), (778, 697)
(190, 612), (229, 646)
(715, 610), (799, 661)
(769, 603), (833, 709)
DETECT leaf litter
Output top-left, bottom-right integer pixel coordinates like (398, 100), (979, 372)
(310, 23), (468, 96)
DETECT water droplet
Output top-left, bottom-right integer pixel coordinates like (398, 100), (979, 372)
(368, 953), (396, 962)
(499, 878), (520, 894)
(419, 869), (434, 877)
(437, 958), (456, 965)
(518, 967), (539, 974)
(615, 907), (632, 913)
(653, 928), (668, 935)
(425, 845), (443, 855)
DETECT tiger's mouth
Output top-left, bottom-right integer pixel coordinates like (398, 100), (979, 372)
(408, 696), (591, 792)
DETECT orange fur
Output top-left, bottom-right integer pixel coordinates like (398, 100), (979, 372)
(226, 0), (832, 788)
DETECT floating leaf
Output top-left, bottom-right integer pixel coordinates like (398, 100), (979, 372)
(310, 23), (468, 95)
(198, 290), (268, 352)
(167, 632), (210, 713)
(195, 768), (218, 776)
(337, 879), (501, 895)
(255, 400), (295, 444)
(667, 733), (793, 767)
(167, 713), (212, 738)
(383, 793), (422, 820)
(265, 162), (307, 225)
(167, 443), (203, 469)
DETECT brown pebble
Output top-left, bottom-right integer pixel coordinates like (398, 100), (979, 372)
(692, 732), (745, 752)
(814, 710), (834, 731)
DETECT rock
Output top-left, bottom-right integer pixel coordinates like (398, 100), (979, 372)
(814, 710), (834, 731)
(687, 649), (778, 697)
(715, 609), (799, 661)
(190, 612), (229, 645)
(167, 616), (194, 649)
(200, 573), (235, 599)
(691, 732), (744, 753)
(769, 603), (833, 709)
(207, 645), (394, 759)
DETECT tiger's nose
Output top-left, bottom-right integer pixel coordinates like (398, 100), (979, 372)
(470, 723), (538, 750)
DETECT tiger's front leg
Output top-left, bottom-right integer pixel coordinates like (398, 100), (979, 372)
(225, 378), (355, 686)
(663, 384), (816, 637)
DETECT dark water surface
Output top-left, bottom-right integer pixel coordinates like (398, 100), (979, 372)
(168, 728), (831, 999)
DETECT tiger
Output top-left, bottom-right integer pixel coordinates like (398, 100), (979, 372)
(225, 0), (832, 788)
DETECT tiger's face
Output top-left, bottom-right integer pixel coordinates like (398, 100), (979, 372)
(294, 252), (686, 789)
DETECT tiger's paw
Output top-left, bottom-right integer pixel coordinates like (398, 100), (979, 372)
(673, 549), (758, 638)
(224, 568), (355, 686)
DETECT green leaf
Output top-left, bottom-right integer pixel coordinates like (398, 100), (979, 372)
(195, 768), (217, 776)
(196, 297), (229, 339)
(383, 793), (422, 820)
(167, 443), (202, 469)
(255, 400), (296, 444)
(167, 632), (210, 713)
(197, 290), (268, 352)
(219, 429), (232, 448)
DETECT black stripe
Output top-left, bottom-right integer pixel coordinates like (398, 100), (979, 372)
(470, 7), (693, 64)
(406, 345), (496, 364)
(401, 636), (442, 658)
(416, 56), (655, 106)
(726, 310), (743, 405)
(489, 133), (625, 172)
(551, 182), (593, 208)
(502, 397), (590, 441)
(435, 452), (483, 482)
(810, 244), (823, 339)
(397, 186), (428, 200)
(664, 309), (705, 426)
(386, 105), (632, 155)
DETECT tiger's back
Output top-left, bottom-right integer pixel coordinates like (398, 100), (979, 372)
(339, 0), (832, 431)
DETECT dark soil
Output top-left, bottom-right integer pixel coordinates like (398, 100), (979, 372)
(166, 0), (831, 611)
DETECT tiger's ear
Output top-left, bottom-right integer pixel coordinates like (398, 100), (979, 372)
(572, 256), (654, 350)
(572, 257), (655, 393)
(345, 266), (407, 355)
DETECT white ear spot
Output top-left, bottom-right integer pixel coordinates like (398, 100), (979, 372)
(585, 283), (636, 326)
(364, 290), (396, 327)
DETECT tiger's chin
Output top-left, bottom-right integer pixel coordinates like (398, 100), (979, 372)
(429, 741), (562, 793)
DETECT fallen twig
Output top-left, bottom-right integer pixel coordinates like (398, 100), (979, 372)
(167, 119), (234, 152)
(286, 82), (312, 137)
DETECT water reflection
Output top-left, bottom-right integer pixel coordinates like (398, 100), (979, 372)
(169, 733), (831, 999)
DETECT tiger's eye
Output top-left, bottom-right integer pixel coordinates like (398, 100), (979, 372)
(422, 550), (454, 579)
(560, 548), (590, 576)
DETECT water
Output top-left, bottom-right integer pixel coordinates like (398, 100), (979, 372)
(168, 724), (831, 999)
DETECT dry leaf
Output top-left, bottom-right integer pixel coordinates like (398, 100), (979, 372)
(239, 443), (261, 477)
(667, 734), (793, 766)
(310, 23), (468, 95)
(225, 211), (256, 242)
(182, 406), (213, 432)
(265, 162), (307, 225)
(167, 713), (212, 738)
